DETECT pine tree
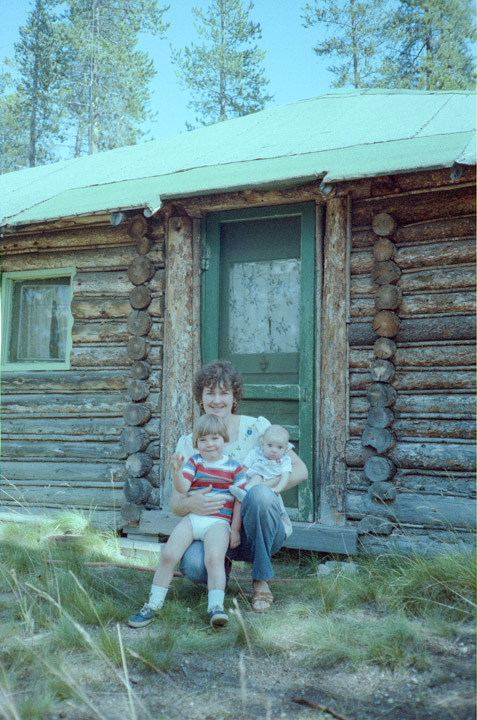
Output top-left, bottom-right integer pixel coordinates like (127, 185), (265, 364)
(4, 0), (64, 168)
(302, 0), (391, 88)
(60, 0), (169, 156)
(172, 0), (273, 127)
(380, 0), (476, 89)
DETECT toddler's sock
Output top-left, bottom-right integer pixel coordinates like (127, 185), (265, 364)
(147, 584), (168, 610)
(208, 589), (225, 611)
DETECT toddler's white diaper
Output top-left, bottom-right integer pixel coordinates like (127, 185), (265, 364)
(188, 514), (230, 541)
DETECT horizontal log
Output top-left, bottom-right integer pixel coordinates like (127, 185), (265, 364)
(70, 346), (130, 368)
(348, 468), (476, 497)
(351, 265), (475, 295)
(349, 315), (475, 345)
(0, 482), (121, 509)
(350, 344), (475, 368)
(1, 225), (133, 254)
(346, 438), (476, 471)
(358, 531), (476, 556)
(1, 417), (121, 437)
(1, 246), (139, 273)
(127, 214), (149, 238)
(1, 460), (124, 483)
(126, 452), (154, 478)
(346, 491), (476, 530)
(74, 271), (132, 295)
(129, 285), (152, 310)
(72, 320), (162, 343)
(368, 481), (397, 502)
(362, 426), (396, 453)
(147, 296), (165, 317)
(351, 369), (474, 392)
(1, 439), (122, 460)
(71, 297), (130, 319)
(120, 427), (150, 455)
(124, 477), (152, 504)
(352, 185), (476, 227)
(0, 370), (127, 393)
(353, 216), (475, 249)
(351, 238), (475, 274)
(364, 455), (396, 482)
(1, 393), (126, 416)
(127, 379), (150, 402)
(131, 361), (151, 380)
(350, 392), (475, 420)
(128, 257), (155, 285)
(375, 284), (402, 310)
(372, 311), (401, 338)
(351, 417), (476, 440)
(374, 337), (396, 360)
(127, 311), (153, 337)
(351, 290), (475, 317)
(372, 213), (397, 237)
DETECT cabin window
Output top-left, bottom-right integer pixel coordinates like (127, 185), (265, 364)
(1, 268), (75, 371)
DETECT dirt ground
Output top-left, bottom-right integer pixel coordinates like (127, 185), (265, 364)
(39, 618), (475, 720)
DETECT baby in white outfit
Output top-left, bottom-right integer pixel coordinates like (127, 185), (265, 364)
(230, 424), (292, 500)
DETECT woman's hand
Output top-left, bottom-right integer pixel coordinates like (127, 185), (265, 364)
(182, 486), (226, 516)
(229, 529), (241, 549)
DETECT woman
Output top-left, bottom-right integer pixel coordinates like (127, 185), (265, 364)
(171, 359), (308, 611)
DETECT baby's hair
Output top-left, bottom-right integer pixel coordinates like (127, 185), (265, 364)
(263, 424), (289, 443)
(193, 413), (230, 448)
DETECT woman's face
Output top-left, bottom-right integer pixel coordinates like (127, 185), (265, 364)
(202, 384), (235, 419)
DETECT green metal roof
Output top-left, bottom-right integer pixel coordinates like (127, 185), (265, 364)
(1, 89), (475, 228)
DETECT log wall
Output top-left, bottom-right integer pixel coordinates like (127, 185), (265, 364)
(0, 215), (166, 527)
(346, 167), (476, 551)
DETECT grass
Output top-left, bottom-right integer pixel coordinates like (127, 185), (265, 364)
(0, 512), (474, 719)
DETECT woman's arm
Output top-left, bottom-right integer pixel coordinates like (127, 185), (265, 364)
(287, 449), (308, 489)
(170, 486), (227, 517)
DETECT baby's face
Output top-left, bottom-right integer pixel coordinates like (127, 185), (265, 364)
(261, 432), (288, 460)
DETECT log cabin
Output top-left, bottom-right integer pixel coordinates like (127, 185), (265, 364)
(1, 89), (475, 556)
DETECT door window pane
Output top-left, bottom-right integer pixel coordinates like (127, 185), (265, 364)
(228, 258), (300, 354)
(8, 277), (71, 363)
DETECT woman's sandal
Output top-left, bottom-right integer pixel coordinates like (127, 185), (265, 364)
(252, 591), (274, 612)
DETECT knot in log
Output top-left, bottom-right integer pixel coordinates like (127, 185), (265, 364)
(371, 260), (401, 285)
(374, 337), (397, 360)
(373, 310), (401, 338)
(372, 212), (397, 237)
(370, 359), (395, 383)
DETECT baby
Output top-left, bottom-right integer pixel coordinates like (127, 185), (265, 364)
(230, 424), (292, 501)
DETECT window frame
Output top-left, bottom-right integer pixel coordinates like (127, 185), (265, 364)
(1, 267), (75, 371)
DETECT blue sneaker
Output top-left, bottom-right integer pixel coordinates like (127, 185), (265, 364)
(208, 606), (228, 627)
(128, 603), (156, 628)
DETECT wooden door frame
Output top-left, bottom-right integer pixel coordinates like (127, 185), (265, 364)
(201, 202), (316, 522)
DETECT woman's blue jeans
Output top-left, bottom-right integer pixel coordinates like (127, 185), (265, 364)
(179, 484), (286, 584)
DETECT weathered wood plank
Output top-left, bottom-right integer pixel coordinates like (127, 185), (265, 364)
(352, 185), (476, 227)
(350, 393), (475, 416)
(0, 507), (119, 530)
(346, 438), (476, 471)
(319, 197), (348, 525)
(349, 344), (475, 368)
(350, 369), (474, 392)
(1, 370), (128, 393)
(72, 320), (163, 344)
(1, 417), (120, 436)
(349, 315), (475, 345)
(1, 393), (126, 415)
(346, 491), (476, 530)
(1, 439), (122, 460)
(353, 216), (475, 249)
(358, 531), (475, 556)
(351, 266), (475, 295)
(348, 468), (476, 497)
(1, 247), (141, 273)
(0, 484), (121, 508)
(1, 461), (125, 483)
(137, 509), (358, 554)
(351, 291), (475, 318)
(71, 297), (130, 319)
(70, 346), (130, 368)
(0, 225), (132, 254)
(351, 417), (475, 440)
(351, 238), (475, 275)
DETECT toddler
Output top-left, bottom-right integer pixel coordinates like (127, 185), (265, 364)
(128, 414), (245, 629)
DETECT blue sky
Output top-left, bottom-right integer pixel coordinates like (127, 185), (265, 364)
(0, 0), (334, 142)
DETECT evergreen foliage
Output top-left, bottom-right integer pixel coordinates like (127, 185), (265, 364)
(171, 0), (273, 127)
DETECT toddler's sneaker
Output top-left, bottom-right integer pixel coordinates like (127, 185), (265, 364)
(208, 606), (228, 627)
(128, 603), (156, 628)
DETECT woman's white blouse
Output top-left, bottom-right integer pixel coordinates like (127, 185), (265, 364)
(175, 415), (271, 465)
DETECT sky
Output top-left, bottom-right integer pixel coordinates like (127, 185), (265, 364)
(0, 0), (334, 144)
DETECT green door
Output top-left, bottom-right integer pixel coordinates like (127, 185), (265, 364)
(201, 203), (315, 521)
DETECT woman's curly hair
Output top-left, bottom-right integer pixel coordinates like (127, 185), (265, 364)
(193, 359), (244, 412)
